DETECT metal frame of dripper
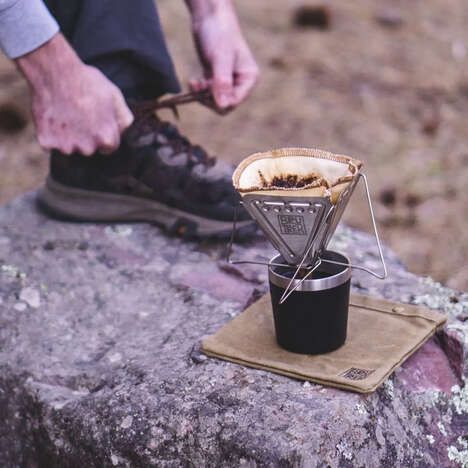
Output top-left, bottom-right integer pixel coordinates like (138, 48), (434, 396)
(226, 172), (388, 304)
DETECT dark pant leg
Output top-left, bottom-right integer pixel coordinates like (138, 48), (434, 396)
(43, 0), (180, 99)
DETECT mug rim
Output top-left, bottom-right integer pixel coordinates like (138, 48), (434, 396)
(268, 250), (351, 292)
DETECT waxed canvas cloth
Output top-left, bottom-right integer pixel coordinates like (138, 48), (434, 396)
(202, 294), (446, 393)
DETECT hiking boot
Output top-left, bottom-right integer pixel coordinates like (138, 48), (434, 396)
(38, 114), (254, 238)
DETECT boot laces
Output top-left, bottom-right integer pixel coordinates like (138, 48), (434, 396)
(130, 113), (217, 168)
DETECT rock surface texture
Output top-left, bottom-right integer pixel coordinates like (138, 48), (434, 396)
(0, 194), (466, 467)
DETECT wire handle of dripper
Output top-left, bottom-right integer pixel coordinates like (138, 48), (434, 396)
(320, 172), (388, 280)
(225, 171), (388, 304)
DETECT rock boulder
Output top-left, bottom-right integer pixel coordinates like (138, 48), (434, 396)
(0, 194), (466, 467)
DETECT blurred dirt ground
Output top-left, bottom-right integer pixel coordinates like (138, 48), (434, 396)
(0, 0), (467, 290)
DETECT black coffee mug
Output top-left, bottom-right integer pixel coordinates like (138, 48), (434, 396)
(269, 250), (351, 355)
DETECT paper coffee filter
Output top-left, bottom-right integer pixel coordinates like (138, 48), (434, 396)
(233, 148), (362, 203)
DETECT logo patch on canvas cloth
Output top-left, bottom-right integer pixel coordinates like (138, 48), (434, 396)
(340, 367), (375, 381)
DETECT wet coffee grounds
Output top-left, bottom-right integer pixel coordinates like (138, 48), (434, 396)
(269, 174), (320, 189)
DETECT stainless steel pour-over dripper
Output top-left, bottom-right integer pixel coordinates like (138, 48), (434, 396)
(226, 149), (387, 303)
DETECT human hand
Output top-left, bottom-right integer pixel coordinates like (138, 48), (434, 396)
(187, 0), (259, 110)
(17, 34), (133, 155)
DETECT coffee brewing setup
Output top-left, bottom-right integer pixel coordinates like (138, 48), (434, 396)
(227, 148), (388, 355)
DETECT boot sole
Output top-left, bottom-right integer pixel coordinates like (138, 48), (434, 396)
(38, 177), (253, 238)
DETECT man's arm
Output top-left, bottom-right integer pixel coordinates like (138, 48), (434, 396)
(185, 0), (259, 109)
(16, 33), (134, 155)
(1, 1), (133, 155)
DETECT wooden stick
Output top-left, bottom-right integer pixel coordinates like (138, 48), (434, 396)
(129, 89), (231, 118)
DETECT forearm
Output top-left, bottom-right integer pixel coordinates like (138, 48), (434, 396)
(185, 0), (236, 24)
(16, 33), (81, 95)
(185, 0), (258, 108)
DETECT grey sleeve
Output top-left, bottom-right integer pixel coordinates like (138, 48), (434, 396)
(0, 0), (59, 59)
